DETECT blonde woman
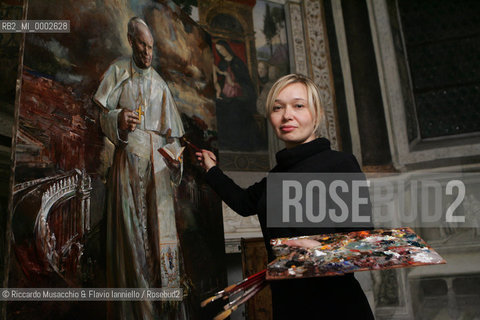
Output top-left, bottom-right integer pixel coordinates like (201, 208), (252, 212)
(197, 74), (374, 319)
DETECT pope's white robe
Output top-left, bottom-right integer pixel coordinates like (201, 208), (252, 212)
(94, 57), (186, 319)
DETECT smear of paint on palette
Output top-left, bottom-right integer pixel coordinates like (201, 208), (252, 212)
(267, 227), (446, 280)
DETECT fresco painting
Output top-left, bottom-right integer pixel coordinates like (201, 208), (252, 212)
(253, 0), (291, 160)
(212, 38), (266, 152)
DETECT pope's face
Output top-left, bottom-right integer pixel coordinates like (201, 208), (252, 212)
(269, 83), (316, 149)
(130, 25), (153, 69)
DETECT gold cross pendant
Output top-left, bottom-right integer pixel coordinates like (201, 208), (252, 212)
(136, 101), (145, 122)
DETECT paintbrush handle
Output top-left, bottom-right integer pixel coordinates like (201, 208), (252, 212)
(229, 269), (266, 290)
(213, 283), (266, 320)
(235, 282), (266, 307)
(223, 275), (265, 300)
(200, 291), (224, 308)
(201, 269), (266, 307)
(200, 282), (242, 307)
(213, 308), (233, 320)
(224, 281), (265, 311)
(234, 270), (266, 291)
(181, 137), (202, 152)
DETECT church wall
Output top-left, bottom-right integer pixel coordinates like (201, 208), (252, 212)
(215, 0), (480, 318)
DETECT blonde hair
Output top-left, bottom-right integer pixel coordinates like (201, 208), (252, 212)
(265, 73), (324, 136)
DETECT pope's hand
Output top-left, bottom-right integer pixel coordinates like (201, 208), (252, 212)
(195, 150), (217, 171)
(119, 108), (141, 131)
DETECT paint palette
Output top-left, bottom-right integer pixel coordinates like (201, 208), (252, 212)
(266, 227), (446, 280)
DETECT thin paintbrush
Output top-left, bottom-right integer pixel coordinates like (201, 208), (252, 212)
(200, 269), (266, 307)
(225, 269), (265, 293)
(181, 136), (202, 152)
(223, 280), (265, 311)
(213, 282), (267, 320)
(221, 274), (265, 300)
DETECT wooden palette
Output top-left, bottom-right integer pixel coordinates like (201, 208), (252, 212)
(267, 227), (446, 280)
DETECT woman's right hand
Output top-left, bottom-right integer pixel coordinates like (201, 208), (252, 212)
(195, 150), (217, 172)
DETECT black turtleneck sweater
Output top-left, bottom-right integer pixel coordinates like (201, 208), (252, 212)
(206, 138), (369, 259)
(205, 138), (374, 319)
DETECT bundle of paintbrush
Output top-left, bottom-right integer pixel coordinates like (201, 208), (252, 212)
(201, 269), (267, 320)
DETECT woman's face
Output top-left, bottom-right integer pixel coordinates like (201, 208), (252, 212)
(269, 82), (316, 148)
(215, 44), (229, 58)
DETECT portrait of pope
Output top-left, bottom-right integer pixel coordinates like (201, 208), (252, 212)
(94, 17), (187, 319)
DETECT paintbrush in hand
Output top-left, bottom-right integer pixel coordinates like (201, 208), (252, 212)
(220, 273), (265, 301)
(181, 136), (202, 152)
(200, 269), (266, 307)
(213, 281), (267, 320)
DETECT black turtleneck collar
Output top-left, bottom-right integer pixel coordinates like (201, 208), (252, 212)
(273, 137), (331, 171)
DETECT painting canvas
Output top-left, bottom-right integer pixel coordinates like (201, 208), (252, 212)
(9, 0), (226, 318)
(267, 227), (446, 280)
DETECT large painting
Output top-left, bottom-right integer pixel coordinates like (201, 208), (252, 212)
(9, 0), (226, 319)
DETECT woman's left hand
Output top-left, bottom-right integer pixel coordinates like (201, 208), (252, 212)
(283, 239), (322, 249)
